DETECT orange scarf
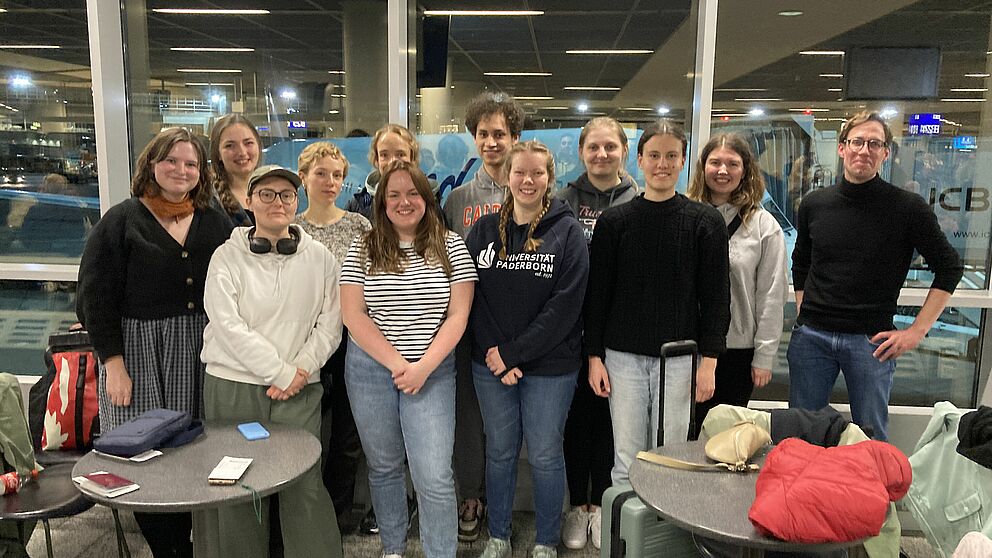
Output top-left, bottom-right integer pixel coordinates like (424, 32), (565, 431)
(143, 193), (194, 221)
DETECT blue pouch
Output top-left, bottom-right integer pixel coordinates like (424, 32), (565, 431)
(93, 408), (193, 457)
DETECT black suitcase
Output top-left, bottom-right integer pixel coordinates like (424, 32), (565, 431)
(600, 340), (701, 558)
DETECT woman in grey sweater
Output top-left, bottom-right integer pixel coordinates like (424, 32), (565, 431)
(687, 133), (788, 425)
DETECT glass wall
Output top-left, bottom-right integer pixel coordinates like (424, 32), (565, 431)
(0, 2), (98, 263)
(712, 0), (992, 405)
(123, 0), (388, 204)
(410, 1), (697, 194)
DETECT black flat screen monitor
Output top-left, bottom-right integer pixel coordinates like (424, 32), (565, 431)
(844, 47), (940, 100)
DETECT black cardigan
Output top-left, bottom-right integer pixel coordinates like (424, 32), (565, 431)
(76, 198), (232, 360)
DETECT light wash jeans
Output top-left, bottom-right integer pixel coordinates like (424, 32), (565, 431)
(605, 348), (693, 485)
(472, 362), (577, 547)
(345, 338), (457, 557)
(787, 323), (896, 441)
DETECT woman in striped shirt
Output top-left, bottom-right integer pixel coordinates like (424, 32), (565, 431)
(340, 160), (477, 558)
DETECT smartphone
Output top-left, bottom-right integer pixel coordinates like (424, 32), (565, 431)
(237, 422), (270, 441)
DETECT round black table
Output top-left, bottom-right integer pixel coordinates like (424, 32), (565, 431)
(0, 463), (94, 558)
(629, 440), (866, 554)
(71, 422), (321, 557)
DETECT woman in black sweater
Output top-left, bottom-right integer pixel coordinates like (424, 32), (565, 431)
(77, 128), (231, 557)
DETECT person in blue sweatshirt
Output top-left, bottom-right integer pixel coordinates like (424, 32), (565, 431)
(464, 140), (589, 558)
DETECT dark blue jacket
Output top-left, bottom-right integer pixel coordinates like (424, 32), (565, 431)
(465, 198), (589, 376)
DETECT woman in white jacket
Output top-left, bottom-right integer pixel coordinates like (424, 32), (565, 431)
(200, 164), (343, 558)
(687, 133), (788, 426)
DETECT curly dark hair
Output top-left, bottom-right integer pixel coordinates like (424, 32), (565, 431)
(464, 92), (525, 138)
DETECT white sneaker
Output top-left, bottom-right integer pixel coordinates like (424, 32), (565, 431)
(479, 537), (512, 558)
(589, 507), (603, 550)
(562, 506), (589, 549)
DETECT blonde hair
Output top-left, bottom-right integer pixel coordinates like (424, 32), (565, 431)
(209, 114), (262, 213)
(361, 160), (452, 276)
(298, 141), (349, 177)
(687, 133), (766, 224)
(579, 116), (629, 179)
(368, 124), (420, 168)
(498, 141), (555, 259)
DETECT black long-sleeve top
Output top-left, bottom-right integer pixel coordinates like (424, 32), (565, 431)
(792, 174), (964, 335)
(584, 194), (731, 359)
(76, 198), (232, 360)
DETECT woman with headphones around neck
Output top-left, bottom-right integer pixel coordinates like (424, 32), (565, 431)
(199, 165), (344, 557)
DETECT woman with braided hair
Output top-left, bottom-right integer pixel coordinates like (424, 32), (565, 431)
(209, 114), (262, 227)
(464, 141), (589, 558)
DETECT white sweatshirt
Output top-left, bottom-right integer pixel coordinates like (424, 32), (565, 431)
(714, 203), (789, 370)
(201, 225), (343, 390)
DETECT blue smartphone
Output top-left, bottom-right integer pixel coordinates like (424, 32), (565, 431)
(237, 422), (270, 441)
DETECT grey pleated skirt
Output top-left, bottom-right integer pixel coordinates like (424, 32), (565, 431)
(97, 314), (208, 431)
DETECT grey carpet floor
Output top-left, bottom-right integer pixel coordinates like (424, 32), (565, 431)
(22, 505), (941, 557)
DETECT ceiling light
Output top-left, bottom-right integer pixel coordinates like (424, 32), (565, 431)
(827, 88), (842, 92)
(657, 106), (671, 115)
(484, 72), (552, 76)
(577, 102), (589, 112)
(177, 68), (242, 73)
(735, 97), (782, 101)
(566, 49), (653, 55)
(777, 11), (803, 17)
(941, 98), (987, 102)
(152, 9), (270, 15)
(788, 108), (829, 112)
(950, 88), (988, 92)
(327, 70), (345, 74)
(170, 47), (254, 52)
(0, 45), (60, 49)
(563, 86), (620, 91)
(185, 82), (234, 86)
(799, 50), (844, 55)
(515, 96), (554, 100)
(424, 10), (543, 16)
(715, 88), (768, 92)
(819, 74), (844, 78)
(965, 73), (990, 78)
(748, 108), (765, 116)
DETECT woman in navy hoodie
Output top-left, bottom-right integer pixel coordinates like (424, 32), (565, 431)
(465, 141), (589, 558)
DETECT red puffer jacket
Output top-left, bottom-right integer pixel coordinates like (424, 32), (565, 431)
(748, 438), (912, 543)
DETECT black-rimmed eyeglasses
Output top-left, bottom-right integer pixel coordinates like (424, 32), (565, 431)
(254, 189), (298, 204)
(844, 138), (888, 152)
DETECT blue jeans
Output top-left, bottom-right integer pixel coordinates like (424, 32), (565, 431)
(345, 339), (457, 557)
(605, 348), (693, 485)
(472, 362), (577, 547)
(787, 323), (896, 441)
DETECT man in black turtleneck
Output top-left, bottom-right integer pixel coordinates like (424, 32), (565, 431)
(788, 111), (963, 441)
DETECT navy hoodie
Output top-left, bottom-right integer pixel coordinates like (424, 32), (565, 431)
(464, 198), (589, 376)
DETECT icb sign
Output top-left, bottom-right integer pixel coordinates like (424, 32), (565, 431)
(908, 113), (941, 136)
(288, 120), (307, 129)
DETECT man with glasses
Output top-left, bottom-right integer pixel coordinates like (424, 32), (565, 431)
(788, 111), (962, 441)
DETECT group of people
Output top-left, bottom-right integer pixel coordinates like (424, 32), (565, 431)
(74, 92), (963, 558)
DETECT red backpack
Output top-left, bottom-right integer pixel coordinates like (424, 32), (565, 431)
(28, 330), (100, 452)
